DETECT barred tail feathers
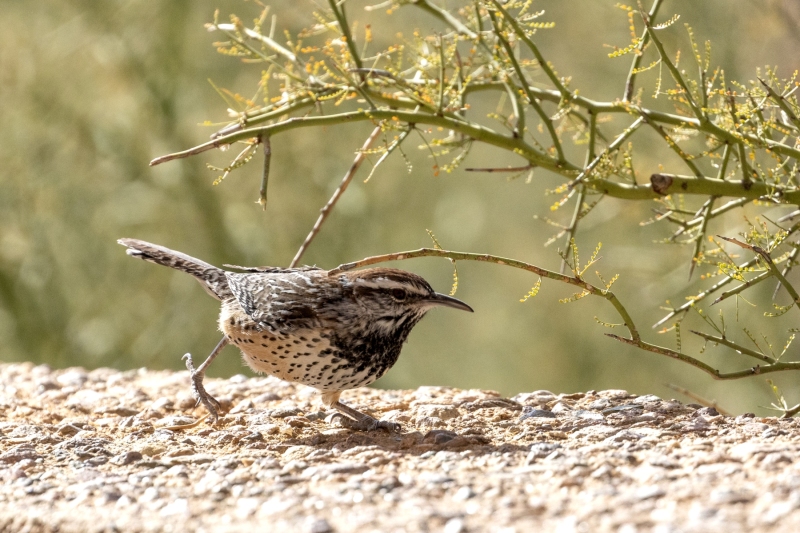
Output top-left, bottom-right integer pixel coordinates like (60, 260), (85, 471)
(118, 238), (231, 300)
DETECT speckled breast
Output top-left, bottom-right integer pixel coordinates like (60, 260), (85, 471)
(219, 306), (380, 392)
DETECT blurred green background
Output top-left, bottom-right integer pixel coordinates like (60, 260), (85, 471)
(2, 0), (799, 414)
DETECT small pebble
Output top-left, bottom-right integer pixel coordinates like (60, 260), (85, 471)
(550, 402), (571, 414)
(309, 518), (334, 533)
(520, 408), (556, 420)
(453, 486), (475, 501)
(694, 407), (720, 417)
(416, 404), (460, 420)
(422, 429), (458, 445)
(443, 517), (466, 533)
(111, 451), (143, 465)
(268, 407), (303, 418)
(253, 392), (281, 403)
(56, 423), (82, 436)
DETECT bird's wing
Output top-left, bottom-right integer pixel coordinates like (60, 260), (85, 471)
(223, 264), (322, 273)
(224, 271), (323, 328)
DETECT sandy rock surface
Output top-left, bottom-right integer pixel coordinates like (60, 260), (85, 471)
(1, 362), (800, 532)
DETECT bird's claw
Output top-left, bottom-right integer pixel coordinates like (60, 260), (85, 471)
(326, 412), (401, 433)
(183, 353), (221, 424)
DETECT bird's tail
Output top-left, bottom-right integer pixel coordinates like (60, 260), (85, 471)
(118, 238), (231, 300)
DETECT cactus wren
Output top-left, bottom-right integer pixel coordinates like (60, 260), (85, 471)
(118, 238), (473, 431)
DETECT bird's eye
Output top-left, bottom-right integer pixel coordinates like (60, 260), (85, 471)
(390, 288), (407, 301)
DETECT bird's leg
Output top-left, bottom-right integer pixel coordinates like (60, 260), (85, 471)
(183, 336), (229, 423)
(320, 391), (401, 432)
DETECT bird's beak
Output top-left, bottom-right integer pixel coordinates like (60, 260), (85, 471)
(426, 293), (474, 312)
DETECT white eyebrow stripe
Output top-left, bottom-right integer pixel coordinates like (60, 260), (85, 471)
(353, 279), (428, 295)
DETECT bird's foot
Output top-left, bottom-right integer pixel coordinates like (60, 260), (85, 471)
(182, 353), (221, 424)
(326, 412), (401, 433)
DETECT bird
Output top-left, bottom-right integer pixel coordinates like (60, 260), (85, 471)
(118, 238), (473, 431)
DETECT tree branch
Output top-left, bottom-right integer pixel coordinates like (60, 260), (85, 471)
(150, 108), (562, 171)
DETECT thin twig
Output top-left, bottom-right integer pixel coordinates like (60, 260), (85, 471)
(624, 0), (664, 101)
(664, 383), (732, 416)
(607, 334), (800, 379)
(642, 114), (705, 179)
(503, 81), (525, 138)
(688, 198), (747, 225)
(290, 125), (383, 267)
(465, 165), (533, 173)
(327, 0), (378, 111)
(437, 34), (445, 114)
(345, 68), (439, 113)
(725, 92), (754, 184)
(690, 330), (776, 364)
(211, 23), (305, 84)
(606, 334), (721, 377)
(489, 11), (565, 164)
(716, 143), (732, 180)
(364, 127), (412, 183)
(688, 196), (716, 278)
(328, 0), (363, 72)
(568, 116), (645, 188)
(782, 403), (800, 418)
(773, 243), (800, 300)
(259, 136), (271, 210)
(641, 9), (704, 121)
(412, 0), (478, 40)
(211, 23), (298, 64)
(586, 110), (597, 164)
(488, 0), (571, 100)
(653, 255), (760, 328)
(718, 235), (800, 310)
(211, 142), (258, 186)
(561, 185), (586, 275)
(711, 269), (773, 306)
(211, 97), (316, 139)
(759, 77), (800, 131)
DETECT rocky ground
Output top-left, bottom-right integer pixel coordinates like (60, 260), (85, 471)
(1, 362), (799, 532)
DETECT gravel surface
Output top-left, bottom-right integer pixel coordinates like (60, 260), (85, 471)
(2, 362), (800, 532)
